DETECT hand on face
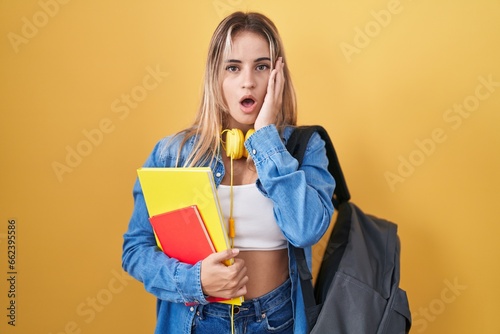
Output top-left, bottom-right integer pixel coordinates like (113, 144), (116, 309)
(254, 57), (285, 130)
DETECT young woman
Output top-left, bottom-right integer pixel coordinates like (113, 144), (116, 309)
(122, 11), (335, 334)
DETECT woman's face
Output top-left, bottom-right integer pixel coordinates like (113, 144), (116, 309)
(222, 31), (271, 130)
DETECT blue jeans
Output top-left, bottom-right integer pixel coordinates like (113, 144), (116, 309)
(192, 278), (294, 334)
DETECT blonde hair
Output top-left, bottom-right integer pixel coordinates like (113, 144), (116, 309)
(175, 11), (297, 167)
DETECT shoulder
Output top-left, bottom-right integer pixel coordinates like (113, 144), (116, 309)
(145, 131), (197, 167)
(283, 125), (326, 151)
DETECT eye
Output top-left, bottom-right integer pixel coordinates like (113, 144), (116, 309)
(225, 65), (239, 72)
(256, 64), (270, 71)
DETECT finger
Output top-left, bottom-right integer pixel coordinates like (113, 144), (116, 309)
(208, 248), (239, 264)
(234, 284), (248, 298)
(218, 269), (247, 297)
(274, 58), (285, 99)
(222, 258), (246, 284)
(231, 258), (247, 278)
(227, 274), (248, 298)
(267, 67), (278, 93)
(274, 56), (284, 76)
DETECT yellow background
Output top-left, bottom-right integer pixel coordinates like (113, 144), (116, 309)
(1, 1), (499, 333)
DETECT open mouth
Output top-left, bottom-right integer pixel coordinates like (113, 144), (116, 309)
(239, 96), (256, 112)
(240, 97), (256, 107)
(241, 98), (255, 107)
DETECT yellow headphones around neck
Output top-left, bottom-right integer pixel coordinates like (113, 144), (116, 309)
(220, 128), (255, 249)
(222, 128), (255, 160)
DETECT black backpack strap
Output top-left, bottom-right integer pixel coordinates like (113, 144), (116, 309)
(285, 125), (349, 332)
(294, 238), (320, 331)
(286, 125), (350, 208)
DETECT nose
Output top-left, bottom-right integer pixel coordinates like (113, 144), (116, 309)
(241, 68), (256, 89)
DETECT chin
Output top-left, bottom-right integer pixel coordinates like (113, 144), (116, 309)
(228, 113), (258, 127)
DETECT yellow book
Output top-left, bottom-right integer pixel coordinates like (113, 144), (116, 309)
(137, 167), (243, 306)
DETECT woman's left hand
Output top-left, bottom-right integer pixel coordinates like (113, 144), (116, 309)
(254, 57), (285, 130)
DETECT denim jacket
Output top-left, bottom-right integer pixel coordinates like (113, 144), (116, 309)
(122, 125), (335, 334)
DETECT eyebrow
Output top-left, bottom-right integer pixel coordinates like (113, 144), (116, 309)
(225, 57), (272, 63)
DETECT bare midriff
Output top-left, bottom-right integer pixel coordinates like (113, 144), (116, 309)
(238, 248), (289, 299)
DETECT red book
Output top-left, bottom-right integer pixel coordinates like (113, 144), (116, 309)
(149, 205), (216, 265)
(149, 205), (229, 304)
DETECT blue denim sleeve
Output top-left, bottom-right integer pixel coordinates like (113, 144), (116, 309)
(121, 138), (209, 305)
(245, 125), (335, 248)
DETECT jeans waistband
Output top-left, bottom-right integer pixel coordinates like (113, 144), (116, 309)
(196, 278), (291, 321)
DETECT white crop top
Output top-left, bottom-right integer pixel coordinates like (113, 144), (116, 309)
(217, 184), (287, 251)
